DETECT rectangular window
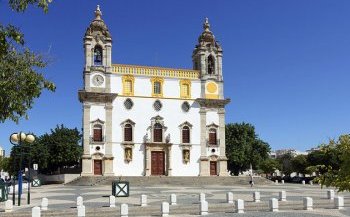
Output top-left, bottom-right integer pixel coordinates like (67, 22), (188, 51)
(93, 129), (102, 142)
(154, 82), (161, 95)
(125, 80), (132, 94)
(181, 84), (189, 97)
(124, 127), (132, 141)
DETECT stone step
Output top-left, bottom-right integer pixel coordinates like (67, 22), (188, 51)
(66, 176), (272, 186)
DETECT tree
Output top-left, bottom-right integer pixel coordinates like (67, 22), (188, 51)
(315, 135), (350, 192)
(8, 134), (49, 175)
(42, 125), (82, 174)
(0, 0), (55, 123)
(260, 158), (281, 178)
(277, 153), (294, 176)
(226, 123), (271, 175)
(291, 154), (308, 175)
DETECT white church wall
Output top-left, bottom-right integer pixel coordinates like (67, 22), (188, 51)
(110, 95), (201, 176)
(206, 110), (219, 125)
(113, 143), (145, 176)
(170, 144), (201, 176)
(90, 105), (105, 122)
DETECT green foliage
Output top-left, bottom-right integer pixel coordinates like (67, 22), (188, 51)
(0, 0), (55, 123)
(43, 125), (82, 173)
(9, 0), (51, 13)
(226, 123), (271, 175)
(314, 135), (350, 192)
(8, 125), (82, 175)
(277, 153), (294, 176)
(291, 154), (308, 175)
(0, 157), (11, 172)
(259, 158), (281, 177)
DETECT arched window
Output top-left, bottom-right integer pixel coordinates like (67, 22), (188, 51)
(153, 123), (163, 142)
(154, 81), (161, 95)
(209, 128), (217, 145)
(207, 55), (215, 75)
(94, 46), (103, 65)
(124, 124), (132, 142)
(93, 124), (103, 142)
(182, 126), (190, 143)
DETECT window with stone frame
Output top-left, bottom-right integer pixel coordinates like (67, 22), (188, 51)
(124, 124), (132, 142)
(94, 45), (103, 65)
(93, 124), (103, 142)
(182, 126), (190, 143)
(208, 128), (217, 145)
(153, 123), (163, 142)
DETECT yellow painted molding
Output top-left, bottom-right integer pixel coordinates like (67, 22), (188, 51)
(205, 94), (219, 99)
(179, 79), (191, 99)
(118, 94), (196, 101)
(122, 74), (135, 96)
(112, 64), (200, 80)
(150, 77), (164, 97)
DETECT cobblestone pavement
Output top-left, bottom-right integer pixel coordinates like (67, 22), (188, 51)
(0, 182), (349, 216)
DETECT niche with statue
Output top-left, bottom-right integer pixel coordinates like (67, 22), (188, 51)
(183, 149), (190, 164)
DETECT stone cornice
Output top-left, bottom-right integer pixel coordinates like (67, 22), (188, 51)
(78, 90), (117, 103)
(195, 98), (231, 108)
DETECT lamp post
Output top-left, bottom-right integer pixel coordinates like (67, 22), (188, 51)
(9, 132), (35, 206)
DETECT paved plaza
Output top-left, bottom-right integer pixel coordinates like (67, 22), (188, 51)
(0, 182), (349, 216)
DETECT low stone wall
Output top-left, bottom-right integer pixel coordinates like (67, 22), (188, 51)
(38, 174), (80, 185)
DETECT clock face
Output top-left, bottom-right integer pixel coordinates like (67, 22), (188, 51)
(93, 74), (104, 86)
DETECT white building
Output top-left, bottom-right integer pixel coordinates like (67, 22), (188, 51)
(79, 6), (230, 176)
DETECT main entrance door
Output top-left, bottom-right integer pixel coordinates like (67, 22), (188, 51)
(210, 161), (217, 176)
(151, 151), (165, 175)
(94, 160), (102, 175)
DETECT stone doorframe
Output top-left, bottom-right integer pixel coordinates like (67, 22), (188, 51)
(144, 143), (172, 176)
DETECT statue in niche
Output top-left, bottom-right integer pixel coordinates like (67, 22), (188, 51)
(125, 148), (132, 162)
(183, 150), (190, 163)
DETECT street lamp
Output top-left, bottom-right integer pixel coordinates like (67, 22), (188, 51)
(9, 132), (35, 206)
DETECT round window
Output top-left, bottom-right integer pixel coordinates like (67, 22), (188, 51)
(96, 146), (101, 151)
(182, 101), (190, 112)
(124, 98), (134, 110)
(211, 149), (216, 153)
(153, 100), (162, 111)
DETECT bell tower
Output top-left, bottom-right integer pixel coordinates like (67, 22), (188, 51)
(192, 18), (224, 100)
(79, 5), (116, 176)
(194, 18), (230, 176)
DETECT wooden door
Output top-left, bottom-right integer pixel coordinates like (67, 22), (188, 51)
(94, 160), (102, 175)
(151, 151), (165, 175)
(210, 161), (217, 176)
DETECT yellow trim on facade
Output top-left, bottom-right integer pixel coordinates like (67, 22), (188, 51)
(150, 77), (164, 97)
(122, 75), (135, 96)
(205, 94), (219, 99)
(112, 64), (200, 80)
(118, 94), (196, 101)
(179, 79), (191, 99)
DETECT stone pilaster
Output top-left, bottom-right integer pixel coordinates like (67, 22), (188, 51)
(145, 146), (150, 176)
(81, 103), (93, 176)
(218, 108), (228, 176)
(84, 73), (91, 92)
(103, 103), (114, 176)
(199, 108), (210, 176)
(167, 146), (172, 176)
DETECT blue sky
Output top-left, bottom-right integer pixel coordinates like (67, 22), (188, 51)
(1, 0), (350, 155)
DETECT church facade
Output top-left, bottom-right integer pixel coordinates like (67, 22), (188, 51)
(79, 6), (230, 176)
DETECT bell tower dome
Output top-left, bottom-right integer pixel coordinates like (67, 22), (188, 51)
(192, 18), (223, 99)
